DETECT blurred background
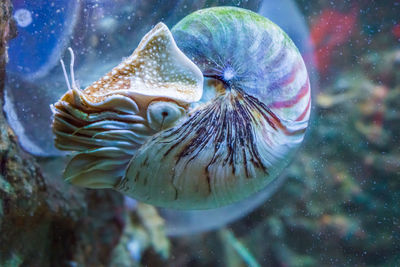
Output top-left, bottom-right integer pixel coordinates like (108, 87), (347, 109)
(1, 0), (399, 266)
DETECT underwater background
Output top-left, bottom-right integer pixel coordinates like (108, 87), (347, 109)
(0, 0), (399, 266)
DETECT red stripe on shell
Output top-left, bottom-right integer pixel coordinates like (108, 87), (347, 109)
(270, 78), (310, 109)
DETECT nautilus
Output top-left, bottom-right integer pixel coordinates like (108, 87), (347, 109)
(52, 7), (311, 210)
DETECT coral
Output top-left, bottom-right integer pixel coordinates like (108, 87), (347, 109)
(110, 203), (170, 266)
(310, 8), (357, 74)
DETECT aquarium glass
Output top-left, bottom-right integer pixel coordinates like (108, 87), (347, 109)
(1, 0), (399, 266)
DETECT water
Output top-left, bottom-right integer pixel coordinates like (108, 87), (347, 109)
(2, 0), (399, 266)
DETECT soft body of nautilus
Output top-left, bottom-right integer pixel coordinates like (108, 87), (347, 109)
(52, 7), (310, 209)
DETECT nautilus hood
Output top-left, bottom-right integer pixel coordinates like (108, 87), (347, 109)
(52, 7), (310, 210)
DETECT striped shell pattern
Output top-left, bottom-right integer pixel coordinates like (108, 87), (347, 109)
(52, 7), (310, 209)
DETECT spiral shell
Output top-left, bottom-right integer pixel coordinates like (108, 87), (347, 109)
(52, 7), (310, 209)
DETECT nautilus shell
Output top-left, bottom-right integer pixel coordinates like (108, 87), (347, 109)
(52, 7), (310, 210)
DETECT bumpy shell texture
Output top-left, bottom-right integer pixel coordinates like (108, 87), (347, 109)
(52, 7), (311, 210)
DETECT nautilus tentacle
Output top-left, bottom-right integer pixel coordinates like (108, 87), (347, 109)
(52, 7), (311, 209)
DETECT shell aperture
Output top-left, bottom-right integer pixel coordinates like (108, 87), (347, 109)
(52, 7), (311, 209)
(52, 22), (203, 188)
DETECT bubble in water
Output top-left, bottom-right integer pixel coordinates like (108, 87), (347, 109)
(13, 8), (32, 28)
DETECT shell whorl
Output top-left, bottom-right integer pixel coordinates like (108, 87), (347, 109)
(52, 7), (311, 209)
(172, 7), (310, 122)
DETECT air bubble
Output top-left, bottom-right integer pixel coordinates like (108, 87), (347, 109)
(14, 9), (33, 28)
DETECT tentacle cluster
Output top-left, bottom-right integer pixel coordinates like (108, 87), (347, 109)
(52, 87), (148, 188)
